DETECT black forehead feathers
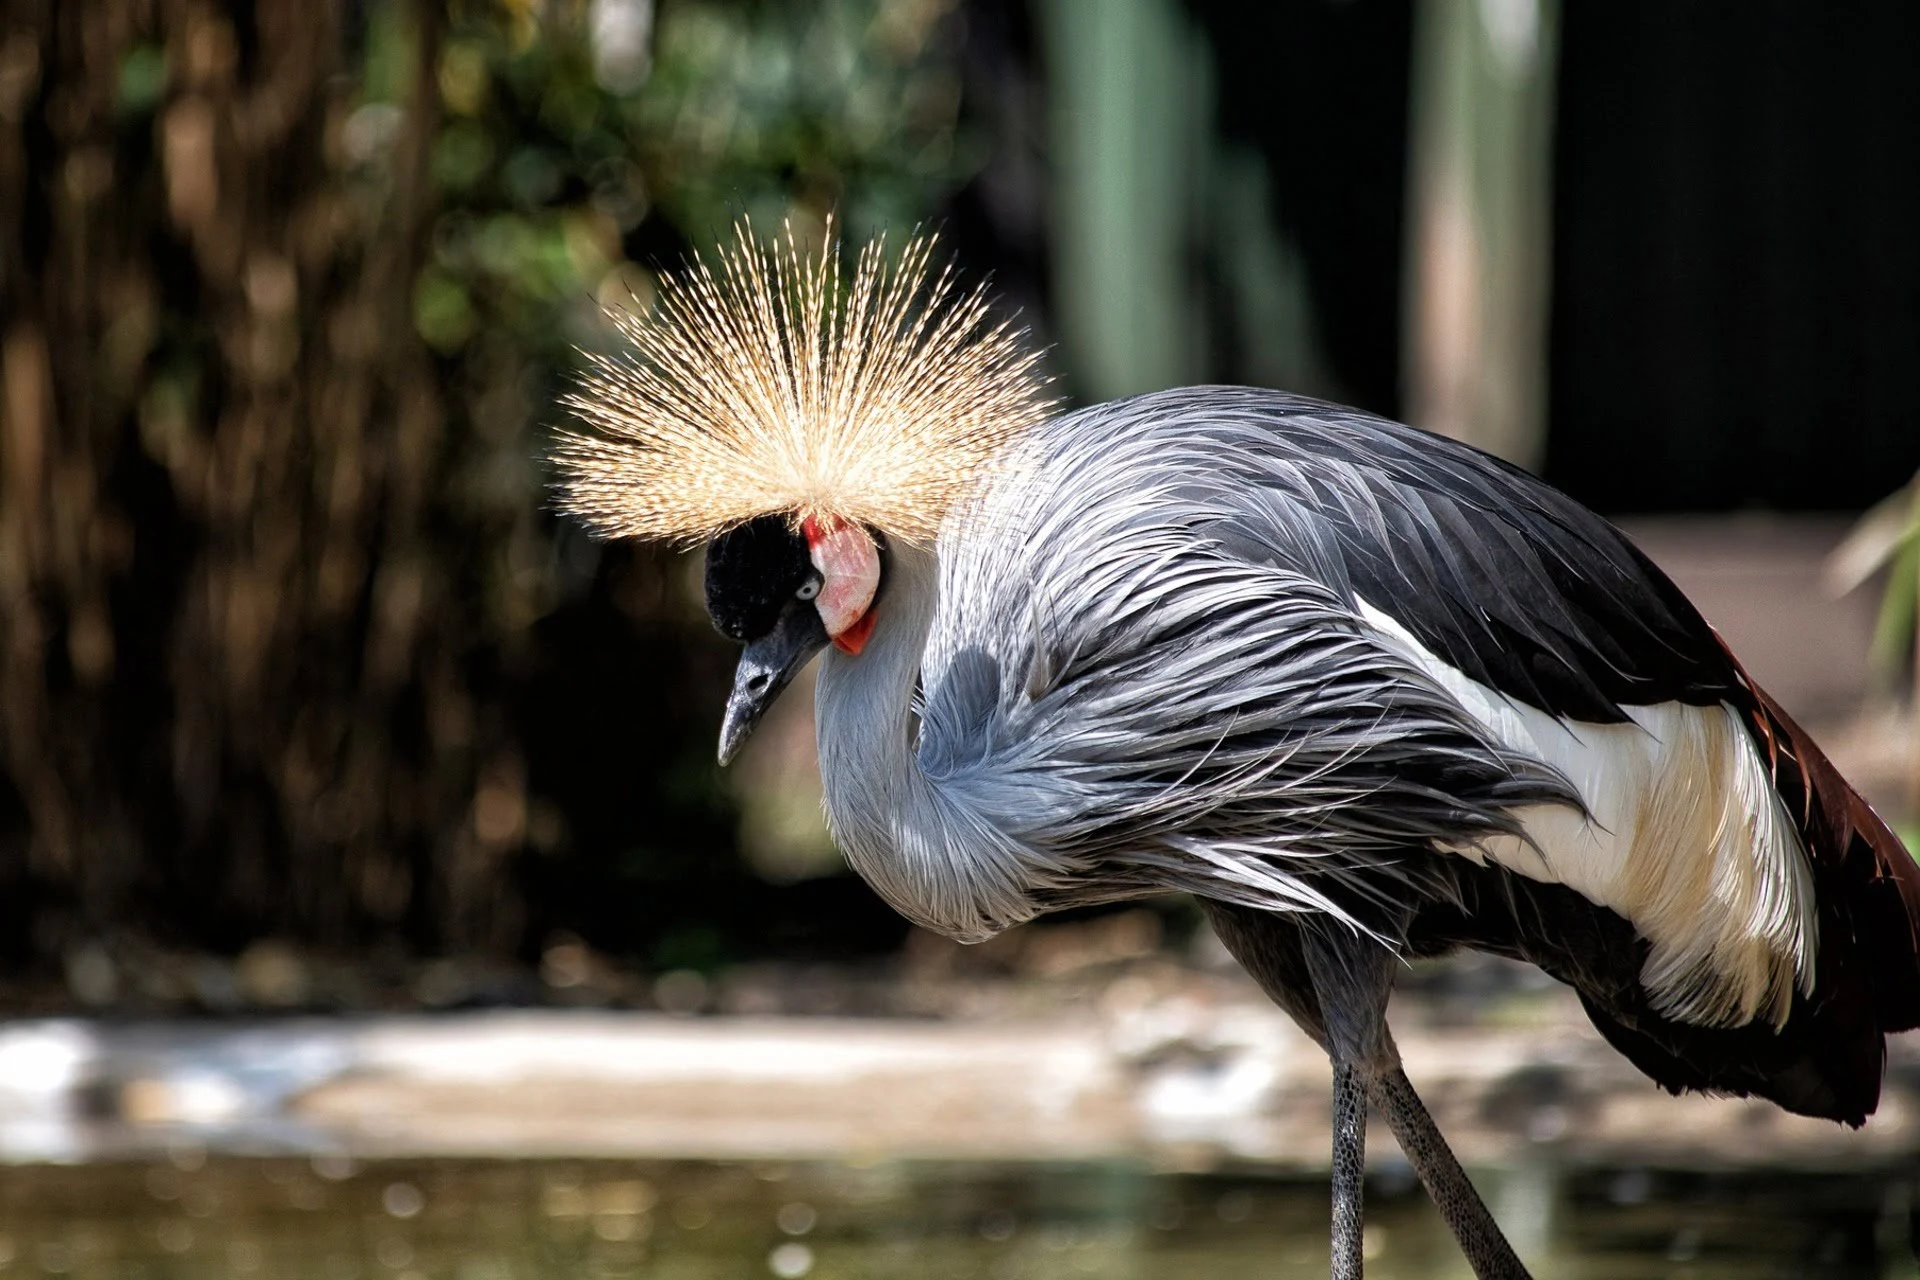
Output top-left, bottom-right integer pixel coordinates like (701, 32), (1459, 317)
(704, 515), (814, 641)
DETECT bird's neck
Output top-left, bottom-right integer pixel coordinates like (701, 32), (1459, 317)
(812, 541), (1029, 942)
(816, 540), (938, 780)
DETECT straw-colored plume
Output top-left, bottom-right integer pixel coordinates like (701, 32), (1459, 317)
(555, 220), (1053, 547)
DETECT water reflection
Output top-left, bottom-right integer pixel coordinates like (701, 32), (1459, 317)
(0, 1156), (1911, 1278)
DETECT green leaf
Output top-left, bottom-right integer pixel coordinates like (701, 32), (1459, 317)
(117, 45), (168, 115)
(1869, 524), (1919, 677)
(413, 268), (477, 353)
(433, 122), (495, 192)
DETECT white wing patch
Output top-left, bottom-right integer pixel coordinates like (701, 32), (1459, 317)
(1357, 600), (1816, 1030)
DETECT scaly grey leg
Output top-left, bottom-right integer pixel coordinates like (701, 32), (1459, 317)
(1370, 1067), (1532, 1280)
(1197, 902), (1404, 1280)
(1329, 1060), (1368, 1280)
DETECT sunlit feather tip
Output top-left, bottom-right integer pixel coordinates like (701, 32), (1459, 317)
(554, 219), (1054, 547)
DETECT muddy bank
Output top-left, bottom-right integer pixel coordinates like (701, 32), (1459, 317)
(5, 971), (1916, 1172)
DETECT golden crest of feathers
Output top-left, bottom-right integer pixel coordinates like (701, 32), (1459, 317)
(555, 220), (1053, 547)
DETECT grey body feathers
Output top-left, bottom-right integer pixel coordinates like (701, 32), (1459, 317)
(815, 388), (1584, 944)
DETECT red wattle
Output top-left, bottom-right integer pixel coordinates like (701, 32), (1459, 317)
(834, 608), (878, 655)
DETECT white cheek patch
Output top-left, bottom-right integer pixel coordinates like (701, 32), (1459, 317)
(804, 519), (880, 637)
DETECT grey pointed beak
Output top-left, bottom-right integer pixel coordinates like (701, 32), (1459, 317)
(717, 603), (829, 766)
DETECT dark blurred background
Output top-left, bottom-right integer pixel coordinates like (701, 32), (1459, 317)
(0, 0), (1915, 1010)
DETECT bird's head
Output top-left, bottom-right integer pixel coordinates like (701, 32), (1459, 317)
(705, 513), (882, 765)
(550, 217), (1050, 766)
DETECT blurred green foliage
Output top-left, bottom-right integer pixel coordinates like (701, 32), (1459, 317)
(1868, 489), (1920, 683)
(0, 0), (985, 975)
(1831, 474), (1920, 690)
(390, 0), (974, 367)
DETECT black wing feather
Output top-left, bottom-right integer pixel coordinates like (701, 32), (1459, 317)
(1202, 388), (1743, 721)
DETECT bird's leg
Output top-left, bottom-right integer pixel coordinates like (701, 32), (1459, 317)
(1200, 901), (1402, 1280)
(1298, 922), (1399, 1280)
(1328, 1060), (1368, 1279)
(1368, 1066), (1532, 1280)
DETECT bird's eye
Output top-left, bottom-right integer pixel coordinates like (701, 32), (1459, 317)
(796, 576), (821, 601)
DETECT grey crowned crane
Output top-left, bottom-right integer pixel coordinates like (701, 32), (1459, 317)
(555, 225), (1920, 1280)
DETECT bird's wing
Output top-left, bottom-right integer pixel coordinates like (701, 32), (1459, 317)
(1200, 390), (1919, 1015)
(1199, 389), (1920, 1115)
(921, 387), (1916, 1055)
(1176, 386), (1743, 722)
(918, 388), (1589, 930)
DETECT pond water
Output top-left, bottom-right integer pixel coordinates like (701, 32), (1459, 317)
(0, 1156), (1913, 1279)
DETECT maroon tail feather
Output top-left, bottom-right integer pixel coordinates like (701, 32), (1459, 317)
(1411, 646), (1919, 1127)
(1642, 638), (1920, 1124)
(1549, 658), (1920, 1127)
(1733, 660), (1920, 1034)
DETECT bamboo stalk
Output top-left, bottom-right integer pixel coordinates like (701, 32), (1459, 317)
(1403, 0), (1560, 469)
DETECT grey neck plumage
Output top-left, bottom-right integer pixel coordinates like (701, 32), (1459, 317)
(812, 540), (1043, 942)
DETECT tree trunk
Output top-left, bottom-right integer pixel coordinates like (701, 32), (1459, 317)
(1403, 0), (1559, 469)
(0, 0), (527, 961)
